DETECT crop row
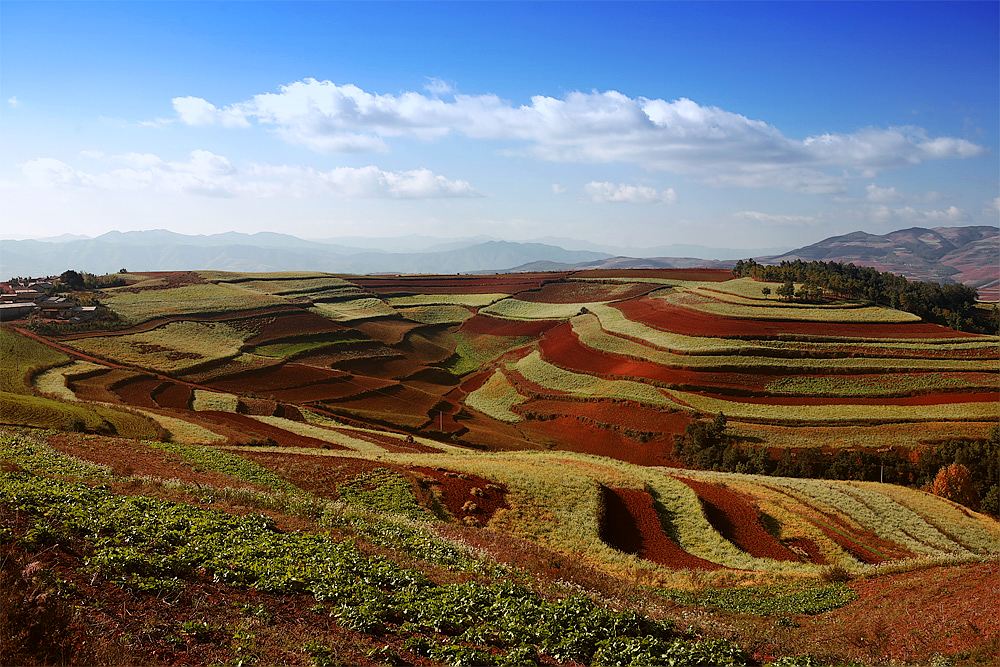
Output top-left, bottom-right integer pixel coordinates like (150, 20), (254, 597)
(465, 369), (529, 423)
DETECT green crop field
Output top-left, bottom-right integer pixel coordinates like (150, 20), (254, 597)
(511, 351), (673, 406)
(102, 283), (285, 323)
(70, 321), (253, 374)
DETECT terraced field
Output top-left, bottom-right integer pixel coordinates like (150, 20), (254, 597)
(3, 268), (999, 665)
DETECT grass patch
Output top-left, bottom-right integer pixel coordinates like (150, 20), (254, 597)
(337, 468), (427, 520)
(0, 328), (69, 393)
(395, 305), (475, 325)
(444, 333), (533, 376)
(465, 369), (529, 423)
(670, 390), (1000, 424)
(660, 290), (920, 323)
(311, 298), (396, 322)
(660, 583), (856, 615)
(145, 440), (298, 492)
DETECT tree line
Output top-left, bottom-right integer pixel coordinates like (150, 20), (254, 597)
(674, 415), (1000, 515)
(732, 258), (988, 332)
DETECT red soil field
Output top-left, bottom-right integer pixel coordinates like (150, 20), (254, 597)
(615, 297), (981, 340)
(676, 477), (801, 561)
(353, 318), (423, 345)
(575, 268), (733, 281)
(243, 311), (351, 346)
(111, 375), (164, 408)
(238, 451), (387, 499)
(599, 486), (722, 570)
(333, 355), (429, 380)
(46, 432), (260, 489)
(518, 397), (692, 439)
(206, 363), (349, 392)
(67, 369), (134, 404)
(515, 281), (655, 304)
(785, 538), (826, 564)
(151, 381), (193, 410)
(196, 411), (348, 449)
(690, 389), (1000, 406)
(264, 375), (398, 404)
(460, 314), (562, 337)
(411, 467), (509, 522)
(236, 397), (279, 416)
(522, 415), (679, 466)
(801, 562), (1000, 663)
(321, 384), (445, 429)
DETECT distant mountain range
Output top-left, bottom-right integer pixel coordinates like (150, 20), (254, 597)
(2, 226), (995, 297)
(763, 226), (999, 297)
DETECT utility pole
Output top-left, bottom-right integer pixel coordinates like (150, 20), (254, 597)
(439, 410), (444, 432)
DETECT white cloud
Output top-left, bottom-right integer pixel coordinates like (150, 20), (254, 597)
(734, 210), (817, 225)
(166, 78), (985, 192)
(551, 183), (566, 194)
(19, 151), (480, 199)
(585, 181), (677, 204)
(865, 183), (901, 203)
(6, 96), (18, 108)
(870, 204), (966, 225)
(990, 197), (1000, 213)
(424, 77), (454, 97)
(172, 96), (250, 128)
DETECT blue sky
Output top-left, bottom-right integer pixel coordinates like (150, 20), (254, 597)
(2, 1), (997, 249)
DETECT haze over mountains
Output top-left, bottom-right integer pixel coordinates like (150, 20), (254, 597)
(1, 226), (996, 295)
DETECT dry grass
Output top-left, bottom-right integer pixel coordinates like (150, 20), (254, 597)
(233, 277), (354, 295)
(480, 298), (605, 321)
(765, 372), (999, 397)
(659, 290), (921, 323)
(310, 298), (396, 322)
(191, 389), (240, 412)
(386, 293), (508, 307)
(511, 351), (673, 407)
(394, 305), (474, 325)
(670, 390), (999, 423)
(465, 369), (528, 422)
(70, 321), (252, 374)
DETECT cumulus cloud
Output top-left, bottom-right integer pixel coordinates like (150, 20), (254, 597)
(166, 78), (985, 192)
(585, 181), (677, 204)
(870, 204), (966, 225)
(551, 183), (566, 194)
(7, 96), (19, 108)
(865, 183), (901, 203)
(734, 210), (817, 225)
(19, 151), (480, 199)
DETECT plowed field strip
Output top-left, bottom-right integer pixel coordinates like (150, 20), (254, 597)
(616, 297), (980, 340)
(599, 486), (722, 570)
(675, 477), (799, 561)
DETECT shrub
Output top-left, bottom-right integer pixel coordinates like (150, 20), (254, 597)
(931, 463), (979, 510)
